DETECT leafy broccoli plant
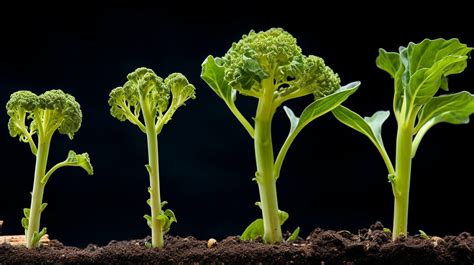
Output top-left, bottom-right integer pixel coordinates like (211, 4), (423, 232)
(332, 38), (474, 239)
(201, 28), (360, 243)
(108, 67), (195, 248)
(6, 89), (93, 249)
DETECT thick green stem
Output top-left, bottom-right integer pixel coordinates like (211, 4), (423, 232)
(26, 135), (51, 249)
(393, 123), (413, 240)
(254, 79), (282, 244)
(141, 97), (163, 248)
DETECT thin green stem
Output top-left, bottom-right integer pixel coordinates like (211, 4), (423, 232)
(26, 134), (51, 249)
(227, 101), (255, 138)
(141, 96), (163, 248)
(254, 79), (282, 244)
(273, 128), (300, 180)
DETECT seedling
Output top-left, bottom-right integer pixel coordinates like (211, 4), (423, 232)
(6, 90), (93, 249)
(201, 28), (359, 243)
(332, 38), (474, 239)
(108, 67), (195, 248)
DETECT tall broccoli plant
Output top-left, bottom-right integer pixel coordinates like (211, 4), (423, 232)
(201, 28), (360, 243)
(332, 38), (474, 239)
(108, 67), (195, 248)
(6, 90), (93, 249)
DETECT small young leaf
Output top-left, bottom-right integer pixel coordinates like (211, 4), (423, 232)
(278, 210), (289, 225)
(161, 201), (168, 208)
(145, 165), (153, 176)
(21, 217), (29, 230)
(23, 208), (30, 218)
(146, 199), (151, 207)
(164, 209), (177, 223)
(254, 201), (262, 209)
(38, 227), (47, 238)
(144, 214), (152, 228)
(144, 241), (152, 248)
(383, 228), (392, 233)
(240, 219), (264, 240)
(419, 230), (430, 240)
(287, 227), (300, 242)
(40, 203), (48, 212)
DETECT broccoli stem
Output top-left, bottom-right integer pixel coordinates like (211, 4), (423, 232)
(254, 79), (282, 244)
(392, 123), (413, 240)
(26, 135), (51, 249)
(142, 98), (163, 248)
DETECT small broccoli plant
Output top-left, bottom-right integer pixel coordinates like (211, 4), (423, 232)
(332, 38), (474, 239)
(6, 89), (93, 249)
(108, 67), (195, 248)
(201, 28), (360, 243)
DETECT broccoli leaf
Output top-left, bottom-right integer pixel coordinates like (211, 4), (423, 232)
(287, 227), (300, 242)
(401, 39), (471, 106)
(201, 55), (254, 138)
(274, 81), (360, 179)
(412, 91), (474, 157)
(332, 106), (395, 176)
(240, 218), (264, 240)
(241, 209), (291, 240)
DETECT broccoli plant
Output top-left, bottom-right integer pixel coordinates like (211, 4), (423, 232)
(6, 89), (93, 249)
(108, 67), (195, 248)
(201, 28), (360, 243)
(332, 38), (474, 239)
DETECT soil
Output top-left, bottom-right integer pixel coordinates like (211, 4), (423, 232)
(0, 222), (473, 264)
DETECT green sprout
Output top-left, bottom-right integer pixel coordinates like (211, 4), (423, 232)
(6, 89), (93, 249)
(201, 28), (359, 243)
(108, 67), (195, 248)
(332, 38), (474, 240)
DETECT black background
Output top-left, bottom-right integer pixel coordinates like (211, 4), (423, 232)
(0, 7), (473, 247)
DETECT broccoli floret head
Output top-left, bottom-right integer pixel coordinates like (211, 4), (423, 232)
(108, 67), (196, 133)
(219, 28), (340, 99)
(6, 89), (83, 141)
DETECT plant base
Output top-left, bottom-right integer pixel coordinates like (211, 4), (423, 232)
(1, 222), (472, 264)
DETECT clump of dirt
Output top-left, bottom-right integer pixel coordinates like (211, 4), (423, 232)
(1, 222), (472, 264)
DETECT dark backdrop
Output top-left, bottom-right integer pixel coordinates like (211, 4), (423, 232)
(0, 7), (473, 247)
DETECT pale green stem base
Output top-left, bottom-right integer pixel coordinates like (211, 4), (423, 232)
(141, 96), (163, 248)
(392, 124), (412, 240)
(26, 137), (51, 249)
(254, 81), (283, 244)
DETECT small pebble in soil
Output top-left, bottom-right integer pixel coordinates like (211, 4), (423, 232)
(207, 238), (217, 248)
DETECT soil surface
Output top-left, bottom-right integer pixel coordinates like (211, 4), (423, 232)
(1, 222), (473, 264)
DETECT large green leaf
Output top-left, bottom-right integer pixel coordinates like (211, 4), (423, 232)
(274, 82), (360, 179)
(412, 91), (474, 157)
(401, 39), (472, 105)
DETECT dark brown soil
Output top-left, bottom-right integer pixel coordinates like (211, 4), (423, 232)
(1, 222), (473, 264)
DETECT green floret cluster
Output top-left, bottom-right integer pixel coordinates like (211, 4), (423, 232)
(109, 67), (195, 134)
(220, 28), (340, 101)
(7, 89), (82, 143)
